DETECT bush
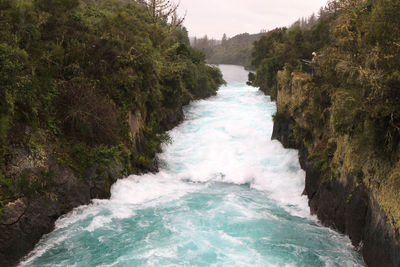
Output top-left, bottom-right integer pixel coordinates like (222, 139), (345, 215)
(57, 80), (120, 145)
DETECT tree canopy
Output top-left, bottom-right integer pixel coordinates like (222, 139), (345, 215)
(0, 0), (224, 211)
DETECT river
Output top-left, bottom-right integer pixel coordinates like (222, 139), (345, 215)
(20, 65), (364, 266)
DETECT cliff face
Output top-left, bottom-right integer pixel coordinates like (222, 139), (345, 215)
(0, 106), (185, 266)
(272, 70), (400, 266)
(0, 1), (227, 264)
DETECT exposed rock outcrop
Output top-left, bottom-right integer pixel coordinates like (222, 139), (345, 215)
(271, 71), (400, 266)
(0, 150), (120, 266)
(0, 105), (186, 266)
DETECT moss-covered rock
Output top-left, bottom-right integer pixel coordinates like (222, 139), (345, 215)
(272, 71), (400, 267)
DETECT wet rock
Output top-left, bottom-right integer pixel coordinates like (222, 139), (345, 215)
(0, 196), (59, 267)
(271, 114), (296, 148)
(0, 155), (93, 266)
(272, 113), (400, 266)
(0, 107), (186, 266)
(362, 196), (400, 267)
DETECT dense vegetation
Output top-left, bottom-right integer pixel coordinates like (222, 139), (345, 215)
(249, 6), (335, 98)
(251, 0), (400, 229)
(192, 33), (263, 68)
(0, 0), (224, 212)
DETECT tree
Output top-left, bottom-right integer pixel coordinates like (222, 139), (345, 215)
(142, 0), (184, 27)
(221, 33), (228, 45)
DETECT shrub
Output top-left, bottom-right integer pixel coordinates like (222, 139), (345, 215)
(57, 80), (120, 145)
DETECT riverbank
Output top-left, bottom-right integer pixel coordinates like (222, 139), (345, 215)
(18, 65), (364, 266)
(271, 70), (400, 266)
(0, 1), (226, 265)
(0, 104), (189, 266)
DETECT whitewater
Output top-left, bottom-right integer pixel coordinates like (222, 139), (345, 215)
(20, 65), (364, 266)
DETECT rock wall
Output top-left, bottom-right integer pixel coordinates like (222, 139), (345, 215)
(271, 71), (400, 266)
(0, 107), (184, 266)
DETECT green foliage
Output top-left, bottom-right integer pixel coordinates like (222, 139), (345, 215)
(251, 26), (310, 98)
(0, 0), (224, 206)
(0, 43), (29, 165)
(192, 33), (263, 67)
(250, 10), (338, 99)
(321, 0), (400, 154)
(93, 145), (123, 170)
(353, 170), (364, 184)
(254, 0), (400, 229)
(311, 140), (337, 174)
(56, 79), (120, 145)
(346, 192), (353, 203)
(291, 124), (313, 145)
(253, 0), (400, 156)
(58, 141), (125, 177)
(324, 140), (337, 160)
(0, 167), (55, 207)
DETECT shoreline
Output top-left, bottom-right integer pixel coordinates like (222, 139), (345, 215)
(269, 72), (400, 266)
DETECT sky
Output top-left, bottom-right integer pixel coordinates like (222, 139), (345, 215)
(177, 0), (328, 39)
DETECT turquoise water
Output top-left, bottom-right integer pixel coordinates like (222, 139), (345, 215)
(20, 65), (364, 266)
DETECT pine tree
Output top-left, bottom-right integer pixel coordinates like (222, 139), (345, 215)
(142, 0), (184, 26)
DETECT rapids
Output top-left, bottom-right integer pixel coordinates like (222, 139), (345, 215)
(20, 65), (364, 266)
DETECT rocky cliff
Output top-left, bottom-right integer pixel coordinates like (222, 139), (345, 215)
(271, 70), (400, 266)
(0, 106), (185, 266)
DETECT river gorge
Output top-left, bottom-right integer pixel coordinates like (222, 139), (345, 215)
(20, 65), (364, 266)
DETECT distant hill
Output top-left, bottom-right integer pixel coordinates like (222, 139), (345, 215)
(191, 32), (265, 69)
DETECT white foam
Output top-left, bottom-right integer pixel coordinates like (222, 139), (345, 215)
(20, 65), (344, 266)
(109, 171), (201, 206)
(85, 215), (112, 232)
(155, 80), (313, 219)
(218, 230), (243, 245)
(19, 232), (70, 266)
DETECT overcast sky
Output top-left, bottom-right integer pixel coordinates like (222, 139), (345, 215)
(177, 0), (328, 39)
